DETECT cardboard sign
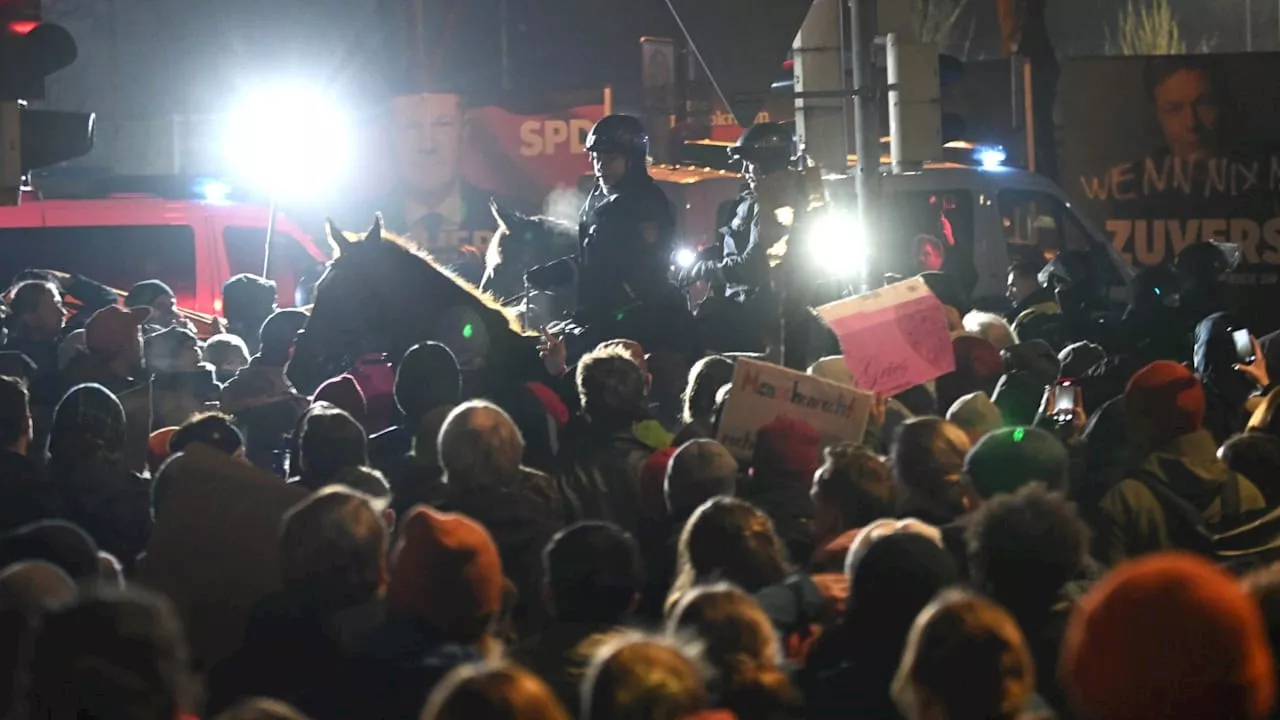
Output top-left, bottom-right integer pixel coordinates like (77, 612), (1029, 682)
(136, 445), (307, 670)
(815, 278), (955, 397)
(716, 358), (874, 460)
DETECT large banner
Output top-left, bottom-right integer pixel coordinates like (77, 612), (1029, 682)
(376, 93), (606, 264)
(1059, 54), (1280, 330)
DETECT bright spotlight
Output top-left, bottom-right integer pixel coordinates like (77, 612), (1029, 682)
(224, 86), (351, 199)
(675, 247), (697, 268)
(197, 179), (232, 203)
(976, 144), (1007, 169)
(807, 211), (866, 279)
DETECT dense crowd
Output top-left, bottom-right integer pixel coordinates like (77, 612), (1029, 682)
(0, 252), (1278, 720)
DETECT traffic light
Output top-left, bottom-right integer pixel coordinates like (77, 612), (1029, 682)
(0, 0), (76, 101)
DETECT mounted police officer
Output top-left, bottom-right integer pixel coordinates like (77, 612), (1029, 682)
(525, 114), (688, 353)
(676, 122), (797, 353)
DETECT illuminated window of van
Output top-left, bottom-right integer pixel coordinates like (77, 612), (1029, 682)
(0, 225), (197, 302)
(882, 190), (977, 295)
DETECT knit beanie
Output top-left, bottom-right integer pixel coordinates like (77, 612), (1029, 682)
(752, 416), (821, 481)
(1060, 552), (1275, 720)
(1123, 361), (1206, 445)
(313, 375), (368, 429)
(964, 426), (1068, 498)
(124, 280), (174, 309)
(387, 507), (504, 640)
(947, 391), (1003, 443)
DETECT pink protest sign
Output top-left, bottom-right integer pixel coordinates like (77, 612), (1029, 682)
(815, 277), (955, 396)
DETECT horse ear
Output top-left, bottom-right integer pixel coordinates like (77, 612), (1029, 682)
(489, 197), (523, 231)
(366, 213), (384, 243)
(489, 198), (507, 231)
(326, 218), (353, 256)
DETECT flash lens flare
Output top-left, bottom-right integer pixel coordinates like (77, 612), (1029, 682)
(807, 211), (866, 279)
(675, 247), (697, 268)
(224, 87), (351, 199)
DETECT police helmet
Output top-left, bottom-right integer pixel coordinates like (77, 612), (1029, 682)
(729, 122), (795, 172)
(585, 115), (649, 160)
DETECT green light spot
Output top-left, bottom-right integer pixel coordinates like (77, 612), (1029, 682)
(616, 312), (625, 321)
(1012, 427), (1025, 443)
(462, 323), (474, 339)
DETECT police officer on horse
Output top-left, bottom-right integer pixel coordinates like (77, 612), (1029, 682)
(525, 114), (692, 356)
(676, 122), (798, 354)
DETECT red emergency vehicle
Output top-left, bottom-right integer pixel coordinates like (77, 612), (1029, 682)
(0, 189), (329, 320)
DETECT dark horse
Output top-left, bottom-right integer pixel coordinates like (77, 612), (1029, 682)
(287, 215), (544, 396)
(480, 200), (578, 303)
(480, 200), (702, 362)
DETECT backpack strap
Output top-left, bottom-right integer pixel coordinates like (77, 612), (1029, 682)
(1129, 467), (1216, 551)
(1221, 472), (1243, 519)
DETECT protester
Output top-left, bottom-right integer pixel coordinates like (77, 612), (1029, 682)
(125, 280), (188, 334)
(61, 306), (150, 396)
(438, 401), (561, 633)
(222, 274), (279, 355)
(147, 326), (219, 429)
(965, 484), (1088, 711)
(204, 334), (252, 384)
(668, 583), (797, 720)
(1061, 553), (1275, 720)
(666, 497), (789, 614)
(803, 532), (959, 719)
(3, 281), (64, 397)
(207, 487), (388, 714)
(46, 384), (151, 569)
(0, 520), (101, 583)
(169, 412), (246, 460)
(312, 375), (368, 431)
(513, 521), (642, 716)
(292, 406), (368, 492)
(557, 346), (656, 535)
(892, 417), (976, 526)
(891, 589), (1045, 720)
(28, 588), (193, 720)
(742, 416), (820, 564)
(368, 342), (461, 476)
(220, 309), (310, 473)
(963, 311), (1018, 351)
(946, 391), (1003, 445)
(422, 663), (570, 720)
(935, 336), (1004, 414)
(809, 443), (895, 569)
(1096, 360), (1266, 563)
(0, 377), (59, 535)
(964, 426), (1070, 499)
(582, 635), (710, 720)
(1220, 431), (1280, 506)
(677, 355), (735, 442)
(0, 561), (76, 616)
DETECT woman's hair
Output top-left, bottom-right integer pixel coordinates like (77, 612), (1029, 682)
(813, 443), (896, 530)
(682, 356), (735, 425)
(668, 584), (795, 720)
(582, 634), (709, 720)
(892, 589), (1036, 720)
(666, 497), (789, 615)
(422, 662), (570, 720)
(891, 417), (975, 520)
(212, 697), (311, 720)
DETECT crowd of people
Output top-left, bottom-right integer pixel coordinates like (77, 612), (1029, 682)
(0, 244), (1279, 720)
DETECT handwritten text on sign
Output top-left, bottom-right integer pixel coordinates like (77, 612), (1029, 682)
(815, 277), (955, 397)
(717, 358), (874, 461)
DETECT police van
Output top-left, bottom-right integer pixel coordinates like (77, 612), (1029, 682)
(0, 176), (329, 326)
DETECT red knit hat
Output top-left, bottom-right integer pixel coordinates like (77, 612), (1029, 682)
(1123, 361), (1206, 445)
(753, 416), (821, 481)
(639, 446), (678, 521)
(1060, 552), (1276, 720)
(313, 374), (368, 429)
(388, 507), (504, 639)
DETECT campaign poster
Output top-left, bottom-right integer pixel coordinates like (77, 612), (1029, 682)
(1058, 54), (1280, 331)
(380, 93), (606, 264)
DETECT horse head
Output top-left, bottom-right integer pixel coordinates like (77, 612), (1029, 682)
(481, 198), (579, 302)
(288, 214), (542, 396)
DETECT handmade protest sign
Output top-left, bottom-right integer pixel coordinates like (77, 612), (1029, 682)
(815, 277), (955, 397)
(717, 358), (874, 460)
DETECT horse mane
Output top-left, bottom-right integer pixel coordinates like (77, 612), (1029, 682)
(336, 225), (536, 337)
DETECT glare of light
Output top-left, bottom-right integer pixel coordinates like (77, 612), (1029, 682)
(1012, 427), (1025, 443)
(198, 180), (232, 204)
(807, 211), (866, 279)
(675, 247), (697, 268)
(774, 206), (796, 228)
(976, 145), (1007, 169)
(223, 86), (351, 199)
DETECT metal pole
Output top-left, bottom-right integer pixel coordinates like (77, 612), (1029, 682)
(849, 0), (879, 291)
(262, 199), (277, 278)
(1247, 0), (1253, 51)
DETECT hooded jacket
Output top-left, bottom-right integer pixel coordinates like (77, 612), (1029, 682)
(1095, 428), (1266, 564)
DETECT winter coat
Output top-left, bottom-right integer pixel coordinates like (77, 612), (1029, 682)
(1094, 428), (1266, 564)
(51, 456), (151, 569)
(555, 417), (654, 536)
